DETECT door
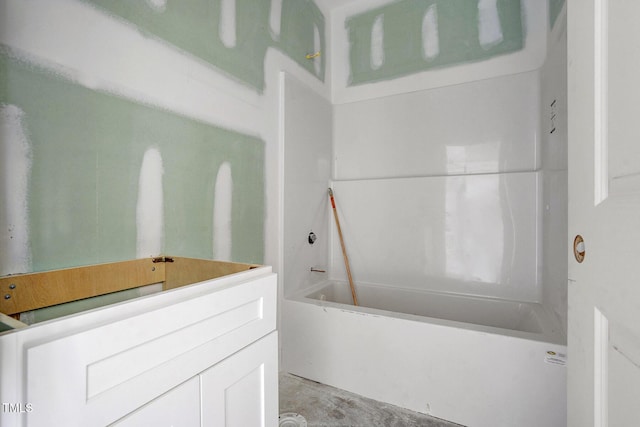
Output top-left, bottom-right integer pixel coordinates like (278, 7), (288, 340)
(568, 1), (640, 426)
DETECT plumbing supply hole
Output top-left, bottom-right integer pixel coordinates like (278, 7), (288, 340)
(279, 412), (307, 427)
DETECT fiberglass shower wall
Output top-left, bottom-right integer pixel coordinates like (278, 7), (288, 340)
(329, 0), (567, 334)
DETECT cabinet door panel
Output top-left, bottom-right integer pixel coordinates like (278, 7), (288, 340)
(201, 332), (278, 427)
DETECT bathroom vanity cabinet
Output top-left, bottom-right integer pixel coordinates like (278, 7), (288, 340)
(0, 257), (278, 426)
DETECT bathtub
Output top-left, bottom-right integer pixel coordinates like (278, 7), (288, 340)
(282, 280), (566, 427)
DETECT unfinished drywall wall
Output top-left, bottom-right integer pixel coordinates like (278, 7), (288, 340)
(0, 50), (264, 271)
(331, 0), (545, 104)
(346, 0), (524, 86)
(0, 0), (328, 277)
(83, 0), (325, 92)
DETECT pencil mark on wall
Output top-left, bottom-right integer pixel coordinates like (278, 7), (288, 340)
(0, 105), (32, 275)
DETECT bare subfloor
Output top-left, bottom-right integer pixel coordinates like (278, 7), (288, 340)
(279, 373), (464, 427)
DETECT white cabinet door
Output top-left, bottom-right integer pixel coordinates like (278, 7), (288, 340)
(201, 332), (278, 427)
(568, 1), (640, 425)
(112, 377), (200, 427)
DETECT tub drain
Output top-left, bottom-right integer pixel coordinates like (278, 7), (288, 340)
(279, 412), (307, 427)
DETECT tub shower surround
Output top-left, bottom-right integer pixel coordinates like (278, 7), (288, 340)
(282, 1), (568, 426)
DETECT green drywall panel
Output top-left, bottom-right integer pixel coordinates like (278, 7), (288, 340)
(347, 0), (524, 85)
(278, 0), (326, 78)
(0, 49), (265, 272)
(83, 0), (325, 91)
(549, 0), (565, 29)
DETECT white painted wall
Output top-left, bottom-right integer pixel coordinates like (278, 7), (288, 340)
(283, 75), (332, 297)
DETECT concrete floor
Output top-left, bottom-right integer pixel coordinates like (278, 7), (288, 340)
(279, 373), (464, 427)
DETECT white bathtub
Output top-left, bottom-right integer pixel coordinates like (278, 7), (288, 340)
(282, 280), (566, 427)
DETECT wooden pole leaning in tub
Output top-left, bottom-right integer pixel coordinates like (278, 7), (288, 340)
(328, 188), (358, 306)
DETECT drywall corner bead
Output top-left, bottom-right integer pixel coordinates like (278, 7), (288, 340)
(346, 0), (524, 86)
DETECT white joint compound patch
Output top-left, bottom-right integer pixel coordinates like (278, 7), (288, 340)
(270, 0), (283, 39)
(370, 14), (384, 71)
(219, 0), (237, 48)
(422, 4), (440, 60)
(136, 147), (164, 258)
(145, 0), (167, 13)
(213, 162), (232, 261)
(313, 24), (321, 76)
(0, 104), (32, 275)
(478, 0), (504, 49)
